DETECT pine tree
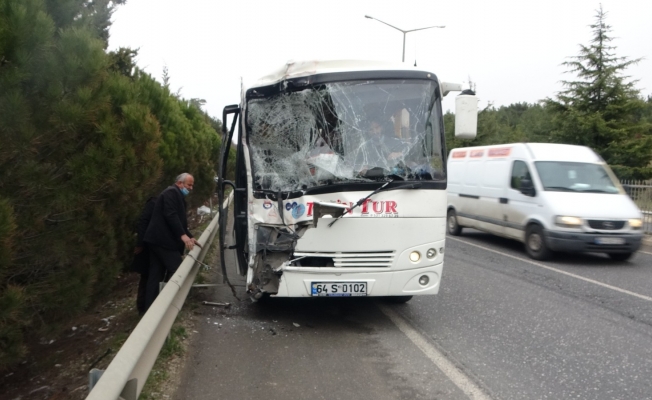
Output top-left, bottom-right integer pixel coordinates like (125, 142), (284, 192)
(0, 0), (162, 368)
(0, 0), (223, 369)
(546, 5), (652, 179)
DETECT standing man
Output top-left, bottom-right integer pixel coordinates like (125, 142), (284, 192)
(143, 173), (199, 311)
(132, 195), (157, 315)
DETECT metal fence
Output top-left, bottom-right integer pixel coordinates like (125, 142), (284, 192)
(621, 180), (652, 234)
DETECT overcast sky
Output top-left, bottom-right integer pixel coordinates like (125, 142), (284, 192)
(109, 0), (652, 118)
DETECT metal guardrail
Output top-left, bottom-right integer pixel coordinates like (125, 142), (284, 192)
(86, 193), (232, 400)
(621, 180), (651, 234)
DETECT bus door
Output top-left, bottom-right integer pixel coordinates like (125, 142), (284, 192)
(219, 104), (249, 278)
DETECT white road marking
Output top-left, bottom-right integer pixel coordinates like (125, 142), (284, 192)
(378, 304), (493, 400)
(640, 250), (652, 256)
(448, 236), (652, 302)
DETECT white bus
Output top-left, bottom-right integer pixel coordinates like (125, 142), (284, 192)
(217, 60), (477, 302)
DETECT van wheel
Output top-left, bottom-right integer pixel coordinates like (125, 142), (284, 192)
(608, 252), (633, 261)
(447, 210), (462, 236)
(525, 225), (552, 260)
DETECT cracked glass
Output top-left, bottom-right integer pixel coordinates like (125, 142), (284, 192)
(246, 79), (444, 192)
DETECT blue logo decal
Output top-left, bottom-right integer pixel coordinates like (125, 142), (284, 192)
(292, 204), (306, 219)
(285, 202), (292, 211)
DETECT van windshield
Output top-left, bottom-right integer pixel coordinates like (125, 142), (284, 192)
(534, 162), (622, 194)
(246, 79), (444, 192)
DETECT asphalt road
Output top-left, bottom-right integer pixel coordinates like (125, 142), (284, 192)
(176, 230), (652, 400)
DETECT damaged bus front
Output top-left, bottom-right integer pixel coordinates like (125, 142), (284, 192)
(217, 60), (477, 302)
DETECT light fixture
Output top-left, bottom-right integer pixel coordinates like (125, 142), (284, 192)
(555, 216), (583, 228)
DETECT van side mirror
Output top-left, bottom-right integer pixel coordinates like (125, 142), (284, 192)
(455, 90), (478, 139)
(520, 179), (536, 197)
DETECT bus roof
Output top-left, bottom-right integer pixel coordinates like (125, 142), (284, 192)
(247, 59), (437, 90)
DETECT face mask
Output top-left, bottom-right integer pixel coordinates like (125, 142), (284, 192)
(181, 187), (190, 196)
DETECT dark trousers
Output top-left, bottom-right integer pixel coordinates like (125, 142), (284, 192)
(145, 244), (183, 311)
(137, 268), (149, 314)
(131, 247), (150, 314)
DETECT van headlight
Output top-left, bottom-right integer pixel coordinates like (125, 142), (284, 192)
(555, 216), (583, 228)
(629, 219), (643, 229)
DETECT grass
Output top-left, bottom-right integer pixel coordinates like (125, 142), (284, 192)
(138, 323), (188, 399)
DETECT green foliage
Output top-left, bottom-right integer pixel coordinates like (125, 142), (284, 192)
(0, 0), (222, 369)
(0, 0), (161, 356)
(610, 165), (652, 180)
(545, 5), (652, 178)
(44, 0), (126, 47)
(108, 46), (138, 78)
(132, 70), (220, 206)
(444, 102), (554, 151)
(138, 322), (188, 399)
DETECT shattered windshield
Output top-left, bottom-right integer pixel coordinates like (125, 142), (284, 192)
(246, 79), (444, 192)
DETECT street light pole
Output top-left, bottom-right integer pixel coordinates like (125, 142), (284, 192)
(364, 15), (445, 62)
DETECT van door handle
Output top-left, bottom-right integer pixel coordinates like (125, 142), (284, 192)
(499, 198), (508, 204)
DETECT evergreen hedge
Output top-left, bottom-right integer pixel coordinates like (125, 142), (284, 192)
(0, 0), (223, 369)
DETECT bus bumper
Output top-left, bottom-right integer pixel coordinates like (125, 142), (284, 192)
(272, 263), (443, 297)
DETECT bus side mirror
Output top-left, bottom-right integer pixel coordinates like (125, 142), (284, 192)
(455, 90), (478, 139)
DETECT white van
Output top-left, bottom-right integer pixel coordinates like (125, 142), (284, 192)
(446, 143), (644, 260)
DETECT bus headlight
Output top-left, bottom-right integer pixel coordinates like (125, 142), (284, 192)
(629, 219), (643, 229)
(419, 275), (430, 286)
(409, 251), (421, 263)
(555, 216), (583, 228)
(426, 248), (437, 258)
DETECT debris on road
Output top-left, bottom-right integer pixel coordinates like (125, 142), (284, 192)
(202, 301), (231, 308)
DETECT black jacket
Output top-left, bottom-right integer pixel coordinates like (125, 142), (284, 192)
(131, 196), (157, 273)
(136, 196), (157, 247)
(144, 185), (193, 253)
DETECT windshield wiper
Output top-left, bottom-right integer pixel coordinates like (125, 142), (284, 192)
(328, 180), (422, 227)
(579, 189), (615, 193)
(544, 186), (575, 192)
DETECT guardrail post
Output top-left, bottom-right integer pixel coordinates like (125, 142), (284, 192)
(120, 378), (138, 400)
(89, 369), (104, 391)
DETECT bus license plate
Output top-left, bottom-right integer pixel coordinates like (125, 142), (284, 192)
(595, 237), (625, 245)
(311, 282), (367, 297)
